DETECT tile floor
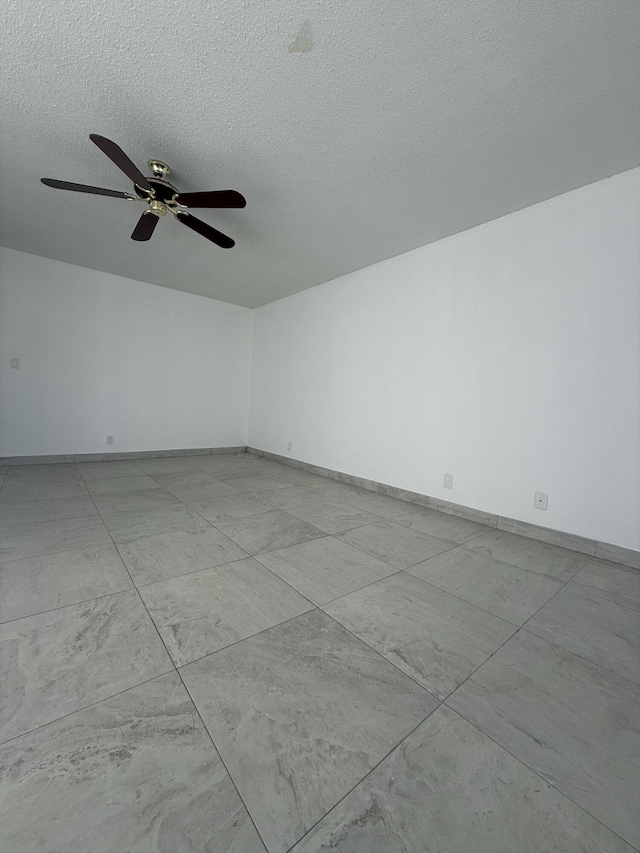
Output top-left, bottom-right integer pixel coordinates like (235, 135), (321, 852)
(0, 453), (638, 852)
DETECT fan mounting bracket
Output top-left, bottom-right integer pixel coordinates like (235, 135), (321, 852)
(148, 159), (170, 179)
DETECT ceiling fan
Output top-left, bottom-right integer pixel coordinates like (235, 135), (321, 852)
(41, 134), (246, 248)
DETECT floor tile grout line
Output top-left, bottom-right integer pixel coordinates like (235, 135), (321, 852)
(432, 557), (588, 706)
(162, 498), (449, 848)
(461, 540), (593, 583)
(389, 513), (489, 539)
(203, 505), (327, 554)
(140, 468), (291, 522)
(463, 526), (599, 561)
(397, 569), (555, 628)
(408, 538), (588, 584)
(0, 505), (100, 529)
(50, 459), (334, 611)
(440, 702), (640, 851)
(76, 464), (147, 481)
(436, 540), (640, 707)
(319, 608), (443, 699)
(305, 546), (638, 706)
(0, 583), (138, 626)
(0, 489), (92, 507)
(0, 670), (175, 749)
(204, 470), (429, 527)
(76, 478), (262, 829)
(183, 499), (276, 529)
(240, 487), (390, 530)
(75, 457), (219, 479)
(0, 488), (93, 506)
(83, 486), (180, 682)
(321, 580), (522, 707)
(135, 560), (320, 670)
(93, 468), (255, 553)
(245, 501), (386, 538)
(516, 627), (640, 689)
(282, 702), (445, 853)
(251, 527), (626, 698)
(259, 560), (404, 610)
(84, 473), (227, 648)
(239, 553), (328, 611)
(131, 554), (254, 590)
(168, 463), (423, 543)
(129, 500), (425, 610)
(0, 536), (113, 566)
(174, 608), (321, 671)
(176, 669), (271, 853)
(309, 535), (553, 618)
(328, 533), (460, 573)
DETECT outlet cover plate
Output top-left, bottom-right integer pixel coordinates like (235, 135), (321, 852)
(444, 473), (453, 489)
(534, 491), (548, 510)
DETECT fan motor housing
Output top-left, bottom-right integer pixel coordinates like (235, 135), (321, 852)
(134, 177), (179, 205)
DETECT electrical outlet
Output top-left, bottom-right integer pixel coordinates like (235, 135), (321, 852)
(287, 442), (292, 452)
(10, 357), (20, 369)
(534, 491), (548, 510)
(106, 435), (115, 446)
(443, 473), (453, 489)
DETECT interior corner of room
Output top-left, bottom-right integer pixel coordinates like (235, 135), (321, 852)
(1, 167), (638, 556)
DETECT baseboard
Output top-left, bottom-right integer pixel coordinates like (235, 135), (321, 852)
(246, 447), (640, 570)
(0, 446), (247, 466)
(3, 444), (637, 569)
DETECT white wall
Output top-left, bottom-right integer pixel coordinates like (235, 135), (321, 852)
(0, 248), (253, 456)
(249, 169), (640, 550)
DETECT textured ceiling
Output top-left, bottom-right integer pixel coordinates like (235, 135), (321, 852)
(1, 0), (639, 308)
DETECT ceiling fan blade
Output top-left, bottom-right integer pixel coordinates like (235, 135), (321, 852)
(175, 190), (246, 209)
(131, 211), (159, 241)
(176, 212), (235, 248)
(89, 134), (153, 192)
(41, 178), (133, 199)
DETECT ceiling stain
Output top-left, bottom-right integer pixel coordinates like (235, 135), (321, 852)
(288, 19), (314, 54)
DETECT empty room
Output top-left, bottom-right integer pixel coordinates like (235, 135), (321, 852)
(1, 1), (639, 851)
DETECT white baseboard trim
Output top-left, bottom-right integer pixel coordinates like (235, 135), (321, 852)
(0, 446), (247, 466)
(246, 447), (640, 570)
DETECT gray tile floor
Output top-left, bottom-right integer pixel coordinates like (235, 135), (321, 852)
(0, 454), (638, 852)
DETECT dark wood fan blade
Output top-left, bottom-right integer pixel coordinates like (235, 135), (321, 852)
(176, 212), (235, 248)
(131, 211), (159, 241)
(175, 190), (246, 209)
(41, 178), (132, 199)
(89, 134), (152, 192)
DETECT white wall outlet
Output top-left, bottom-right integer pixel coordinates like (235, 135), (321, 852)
(443, 473), (453, 489)
(106, 435), (115, 446)
(287, 442), (292, 452)
(10, 357), (20, 369)
(534, 491), (548, 510)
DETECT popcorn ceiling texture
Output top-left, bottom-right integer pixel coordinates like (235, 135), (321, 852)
(1, 0), (639, 307)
